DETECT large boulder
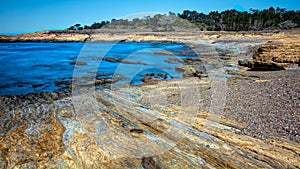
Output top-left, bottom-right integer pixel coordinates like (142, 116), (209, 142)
(183, 66), (196, 77)
(176, 65), (206, 78)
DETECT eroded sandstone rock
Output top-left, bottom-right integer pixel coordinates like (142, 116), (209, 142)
(253, 37), (300, 66)
(1, 75), (299, 168)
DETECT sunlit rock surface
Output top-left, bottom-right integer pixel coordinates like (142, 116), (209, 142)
(253, 37), (300, 64)
(1, 76), (299, 168)
(0, 31), (90, 42)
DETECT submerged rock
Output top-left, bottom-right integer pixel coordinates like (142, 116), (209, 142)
(70, 61), (87, 66)
(154, 50), (176, 56)
(164, 58), (184, 64)
(102, 57), (147, 65)
(175, 65), (186, 72)
(32, 83), (44, 88)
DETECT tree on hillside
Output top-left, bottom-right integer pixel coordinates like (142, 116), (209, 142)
(176, 7), (300, 31)
(90, 21), (109, 29)
(67, 7), (300, 31)
(67, 23), (83, 30)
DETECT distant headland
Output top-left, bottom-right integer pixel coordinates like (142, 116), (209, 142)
(0, 7), (299, 42)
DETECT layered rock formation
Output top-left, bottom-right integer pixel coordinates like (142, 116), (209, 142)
(242, 35), (300, 70)
(1, 77), (299, 168)
(253, 37), (300, 64)
(238, 60), (285, 71)
(0, 31), (90, 42)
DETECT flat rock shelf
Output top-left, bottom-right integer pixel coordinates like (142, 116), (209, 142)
(0, 77), (299, 168)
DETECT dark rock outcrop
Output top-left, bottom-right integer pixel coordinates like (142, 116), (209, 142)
(176, 64), (205, 78)
(238, 59), (249, 67)
(247, 61), (285, 71)
(239, 59), (285, 71)
(141, 73), (169, 85)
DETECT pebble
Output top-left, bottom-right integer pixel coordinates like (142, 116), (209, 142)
(224, 69), (300, 143)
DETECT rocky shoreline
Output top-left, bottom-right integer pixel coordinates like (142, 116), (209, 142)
(0, 29), (298, 43)
(0, 30), (299, 168)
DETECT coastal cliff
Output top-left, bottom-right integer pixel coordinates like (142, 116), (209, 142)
(0, 31), (90, 42)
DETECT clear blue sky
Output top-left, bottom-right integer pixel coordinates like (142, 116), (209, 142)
(0, 0), (299, 35)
